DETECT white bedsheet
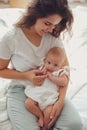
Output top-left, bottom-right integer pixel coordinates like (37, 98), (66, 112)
(66, 6), (87, 130)
(0, 78), (11, 130)
(72, 84), (87, 130)
(0, 6), (87, 130)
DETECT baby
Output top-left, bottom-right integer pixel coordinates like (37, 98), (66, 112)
(25, 47), (69, 130)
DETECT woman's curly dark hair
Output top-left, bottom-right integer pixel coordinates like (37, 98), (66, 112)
(16, 0), (73, 37)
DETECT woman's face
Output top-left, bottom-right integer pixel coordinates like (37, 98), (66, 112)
(33, 14), (62, 36)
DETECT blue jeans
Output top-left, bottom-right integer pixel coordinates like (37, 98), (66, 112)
(7, 85), (82, 130)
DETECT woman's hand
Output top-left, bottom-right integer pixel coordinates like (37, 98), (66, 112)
(24, 69), (47, 86)
(48, 100), (64, 129)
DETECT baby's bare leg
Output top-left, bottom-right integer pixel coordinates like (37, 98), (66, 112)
(41, 105), (53, 130)
(25, 98), (44, 127)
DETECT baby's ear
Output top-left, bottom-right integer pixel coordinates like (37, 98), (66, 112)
(43, 57), (46, 62)
(44, 58), (46, 64)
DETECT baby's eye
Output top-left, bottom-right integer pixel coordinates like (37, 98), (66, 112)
(54, 64), (58, 67)
(48, 61), (51, 64)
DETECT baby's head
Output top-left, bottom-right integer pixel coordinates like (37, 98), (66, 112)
(44, 47), (65, 72)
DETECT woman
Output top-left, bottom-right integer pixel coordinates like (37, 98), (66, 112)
(0, 0), (82, 130)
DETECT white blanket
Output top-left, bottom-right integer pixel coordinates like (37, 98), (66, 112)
(0, 8), (24, 130)
(0, 78), (11, 130)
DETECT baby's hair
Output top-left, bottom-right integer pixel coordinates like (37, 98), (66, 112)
(46, 47), (65, 60)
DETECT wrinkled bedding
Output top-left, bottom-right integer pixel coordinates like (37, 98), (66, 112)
(0, 6), (87, 130)
(66, 6), (87, 130)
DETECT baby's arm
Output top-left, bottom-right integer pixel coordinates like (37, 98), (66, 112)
(47, 68), (69, 87)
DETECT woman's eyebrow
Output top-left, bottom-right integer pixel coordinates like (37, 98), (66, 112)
(45, 20), (58, 26)
(45, 21), (54, 25)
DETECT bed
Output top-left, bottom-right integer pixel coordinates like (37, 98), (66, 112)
(0, 6), (87, 130)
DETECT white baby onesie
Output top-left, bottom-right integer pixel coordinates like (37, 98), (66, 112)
(25, 68), (67, 110)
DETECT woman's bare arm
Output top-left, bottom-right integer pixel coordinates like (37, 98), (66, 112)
(0, 58), (47, 85)
(47, 53), (70, 129)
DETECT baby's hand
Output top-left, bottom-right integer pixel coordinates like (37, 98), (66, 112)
(47, 71), (51, 76)
(47, 72), (57, 84)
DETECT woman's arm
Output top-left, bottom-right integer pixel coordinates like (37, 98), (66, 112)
(48, 49), (70, 87)
(47, 53), (70, 129)
(0, 58), (47, 85)
(48, 82), (68, 129)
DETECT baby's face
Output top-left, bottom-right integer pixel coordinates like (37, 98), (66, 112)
(45, 54), (63, 72)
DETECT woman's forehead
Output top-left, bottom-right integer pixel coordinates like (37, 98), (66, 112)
(42, 14), (62, 25)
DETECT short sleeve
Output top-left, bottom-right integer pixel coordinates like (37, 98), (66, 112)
(46, 34), (64, 49)
(0, 35), (13, 59)
(54, 37), (64, 48)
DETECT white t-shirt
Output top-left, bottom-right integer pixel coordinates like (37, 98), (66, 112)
(0, 27), (64, 86)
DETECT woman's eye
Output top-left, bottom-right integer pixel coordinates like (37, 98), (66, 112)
(44, 22), (50, 26)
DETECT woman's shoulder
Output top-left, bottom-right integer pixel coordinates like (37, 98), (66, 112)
(1, 26), (21, 40)
(44, 33), (64, 48)
(0, 27), (21, 51)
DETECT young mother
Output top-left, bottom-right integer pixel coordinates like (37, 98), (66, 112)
(0, 0), (81, 130)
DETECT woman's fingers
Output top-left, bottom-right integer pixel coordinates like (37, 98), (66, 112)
(33, 73), (47, 85)
(47, 104), (59, 129)
(34, 69), (44, 76)
(36, 74), (47, 81)
(48, 115), (57, 129)
(30, 69), (47, 85)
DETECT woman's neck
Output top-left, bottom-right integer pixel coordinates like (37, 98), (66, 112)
(22, 27), (42, 47)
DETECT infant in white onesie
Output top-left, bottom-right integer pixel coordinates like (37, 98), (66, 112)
(24, 47), (69, 128)
(25, 68), (67, 110)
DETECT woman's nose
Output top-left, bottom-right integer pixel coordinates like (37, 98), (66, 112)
(47, 25), (55, 33)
